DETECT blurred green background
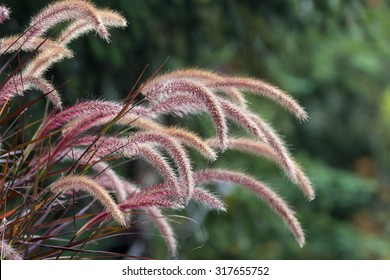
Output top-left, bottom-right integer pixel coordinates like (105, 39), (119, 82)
(1, 0), (390, 259)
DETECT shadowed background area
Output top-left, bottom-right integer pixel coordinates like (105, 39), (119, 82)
(1, 0), (390, 259)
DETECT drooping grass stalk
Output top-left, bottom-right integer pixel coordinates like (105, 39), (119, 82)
(0, 0), (314, 259)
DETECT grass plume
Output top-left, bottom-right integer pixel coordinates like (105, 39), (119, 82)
(49, 175), (126, 227)
(0, 0), (314, 259)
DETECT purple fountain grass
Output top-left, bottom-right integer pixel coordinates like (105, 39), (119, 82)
(79, 199), (179, 257)
(216, 97), (268, 143)
(0, 73), (62, 109)
(0, 5), (10, 24)
(120, 184), (182, 210)
(86, 133), (194, 200)
(192, 187), (226, 211)
(63, 111), (217, 161)
(46, 99), (216, 161)
(145, 68), (308, 121)
(121, 132), (195, 200)
(0, 36), (73, 56)
(91, 162), (129, 202)
(49, 175), (127, 227)
(83, 115), (216, 160)
(207, 76), (308, 121)
(206, 137), (315, 200)
(194, 169), (305, 247)
(32, 68), (310, 252)
(64, 149), (129, 202)
(155, 68), (248, 108)
(23, 47), (73, 78)
(0, 1), (127, 111)
(248, 111), (299, 183)
(77, 183), (224, 245)
(48, 132), (192, 202)
(22, 8), (127, 78)
(57, 8), (127, 45)
(38, 100), (125, 136)
(158, 127), (217, 161)
(146, 207), (178, 257)
(37, 110), (146, 163)
(143, 77), (228, 149)
(76, 184), (182, 236)
(132, 145), (182, 200)
(37, 100), (149, 138)
(1, 1), (314, 259)
(145, 91), (298, 184)
(25, 0), (109, 43)
(148, 93), (267, 143)
(133, 184), (227, 211)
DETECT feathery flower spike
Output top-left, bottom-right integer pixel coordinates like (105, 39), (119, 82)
(0, 5), (10, 24)
(192, 187), (226, 211)
(208, 76), (308, 121)
(194, 169), (305, 247)
(56, 104), (217, 161)
(160, 127), (217, 161)
(49, 175), (126, 227)
(77, 185), (181, 237)
(143, 77), (228, 149)
(57, 8), (127, 45)
(0, 74), (62, 109)
(126, 132), (195, 200)
(120, 185), (181, 210)
(0, 36), (72, 56)
(147, 207), (178, 257)
(148, 93), (268, 143)
(25, 0), (109, 42)
(76, 134), (193, 200)
(23, 47), (73, 78)
(206, 137), (315, 200)
(248, 112), (299, 183)
(64, 149), (129, 202)
(161, 68), (248, 108)
(134, 146), (182, 200)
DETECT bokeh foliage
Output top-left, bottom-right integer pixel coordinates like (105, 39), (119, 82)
(2, 0), (390, 259)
